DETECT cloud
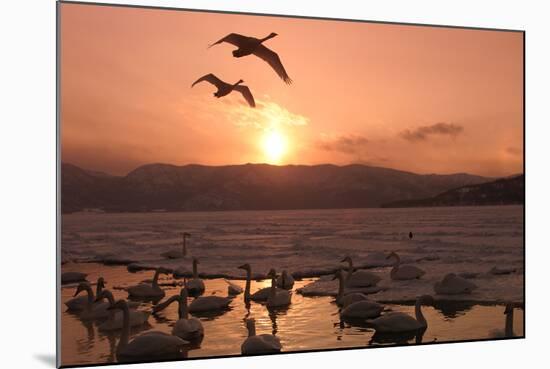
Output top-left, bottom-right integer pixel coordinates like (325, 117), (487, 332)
(400, 122), (464, 142)
(318, 134), (369, 154)
(226, 97), (309, 131)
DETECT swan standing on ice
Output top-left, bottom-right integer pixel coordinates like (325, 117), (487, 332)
(238, 263), (272, 302)
(489, 303), (517, 338)
(161, 232), (191, 259)
(341, 256), (381, 287)
(153, 288), (205, 341)
(186, 258), (205, 296)
(332, 269), (369, 308)
(109, 299), (188, 362)
(276, 270), (295, 290)
(191, 74), (255, 107)
(386, 252), (425, 280)
(434, 273), (477, 295)
(95, 290), (150, 332)
(127, 268), (168, 300)
(266, 269), (291, 309)
(65, 277), (106, 312)
(241, 318), (282, 355)
(366, 295), (434, 333)
(209, 32), (292, 84)
(73, 282), (111, 321)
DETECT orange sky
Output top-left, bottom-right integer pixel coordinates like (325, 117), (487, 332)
(60, 3), (523, 177)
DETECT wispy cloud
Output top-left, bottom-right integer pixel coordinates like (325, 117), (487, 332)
(226, 97), (309, 130)
(317, 134), (369, 154)
(400, 122), (464, 142)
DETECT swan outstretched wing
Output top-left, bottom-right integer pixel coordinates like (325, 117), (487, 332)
(253, 45), (292, 84)
(209, 33), (249, 48)
(233, 85), (256, 107)
(191, 73), (224, 88)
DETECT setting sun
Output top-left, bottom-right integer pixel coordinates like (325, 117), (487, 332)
(262, 130), (287, 164)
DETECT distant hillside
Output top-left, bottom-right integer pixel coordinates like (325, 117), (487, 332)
(381, 175), (524, 208)
(61, 162), (492, 213)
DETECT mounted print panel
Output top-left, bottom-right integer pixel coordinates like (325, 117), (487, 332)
(57, 1), (524, 367)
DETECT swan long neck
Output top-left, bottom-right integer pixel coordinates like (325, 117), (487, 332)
(246, 321), (256, 337)
(270, 275), (277, 298)
(505, 309), (514, 337)
(153, 295), (178, 314)
(83, 285), (94, 305)
(193, 260), (198, 278)
(152, 270), (161, 287)
(95, 281), (104, 297)
(346, 260), (353, 281)
(392, 253), (401, 267)
(244, 269), (251, 302)
(260, 33), (276, 42)
(179, 295), (189, 320)
(118, 303), (131, 352)
(414, 298), (427, 327)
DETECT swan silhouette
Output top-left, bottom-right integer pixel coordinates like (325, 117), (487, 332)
(341, 256), (381, 287)
(161, 232), (191, 259)
(241, 318), (282, 355)
(127, 268), (168, 300)
(386, 252), (425, 280)
(153, 289), (205, 341)
(489, 302), (517, 338)
(333, 269), (368, 307)
(238, 263), (272, 302)
(434, 273), (477, 295)
(186, 258), (205, 297)
(276, 270), (295, 290)
(109, 299), (188, 362)
(366, 295), (434, 333)
(65, 277), (105, 312)
(209, 32), (292, 84)
(191, 74), (255, 107)
(341, 299), (384, 321)
(95, 290), (150, 332)
(73, 282), (111, 321)
(266, 269), (291, 309)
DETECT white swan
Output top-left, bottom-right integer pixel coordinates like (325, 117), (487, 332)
(386, 252), (425, 280)
(110, 299), (188, 362)
(366, 295), (434, 333)
(489, 303), (517, 338)
(127, 268), (167, 300)
(241, 318), (282, 355)
(95, 290), (150, 332)
(73, 282), (111, 321)
(266, 269), (291, 309)
(186, 258), (205, 296)
(332, 269), (369, 308)
(238, 263), (272, 302)
(65, 277), (105, 312)
(341, 299), (384, 320)
(224, 279), (243, 295)
(276, 270), (295, 290)
(161, 232), (191, 259)
(434, 273), (478, 295)
(341, 256), (381, 287)
(153, 289), (205, 341)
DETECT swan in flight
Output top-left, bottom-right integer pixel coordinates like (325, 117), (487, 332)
(127, 268), (168, 300)
(366, 295), (434, 333)
(153, 289), (205, 341)
(276, 270), (295, 290)
(161, 232), (191, 259)
(95, 290), (150, 332)
(341, 299), (384, 321)
(73, 282), (111, 321)
(65, 277), (105, 312)
(489, 302), (518, 338)
(266, 269), (291, 309)
(209, 32), (292, 84)
(191, 74), (255, 107)
(241, 318), (282, 355)
(238, 263), (272, 302)
(109, 299), (188, 362)
(186, 258), (205, 297)
(341, 256), (381, 287)
(386, 252), (425, 280)
(434, 273), (478, 295)
(333, 269), (369, 308)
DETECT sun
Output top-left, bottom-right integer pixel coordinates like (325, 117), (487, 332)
(262, 130), (287, 164)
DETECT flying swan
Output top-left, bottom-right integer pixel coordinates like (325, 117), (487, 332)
(209, 32), (292, 84)
(191, 74), (255, 107)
